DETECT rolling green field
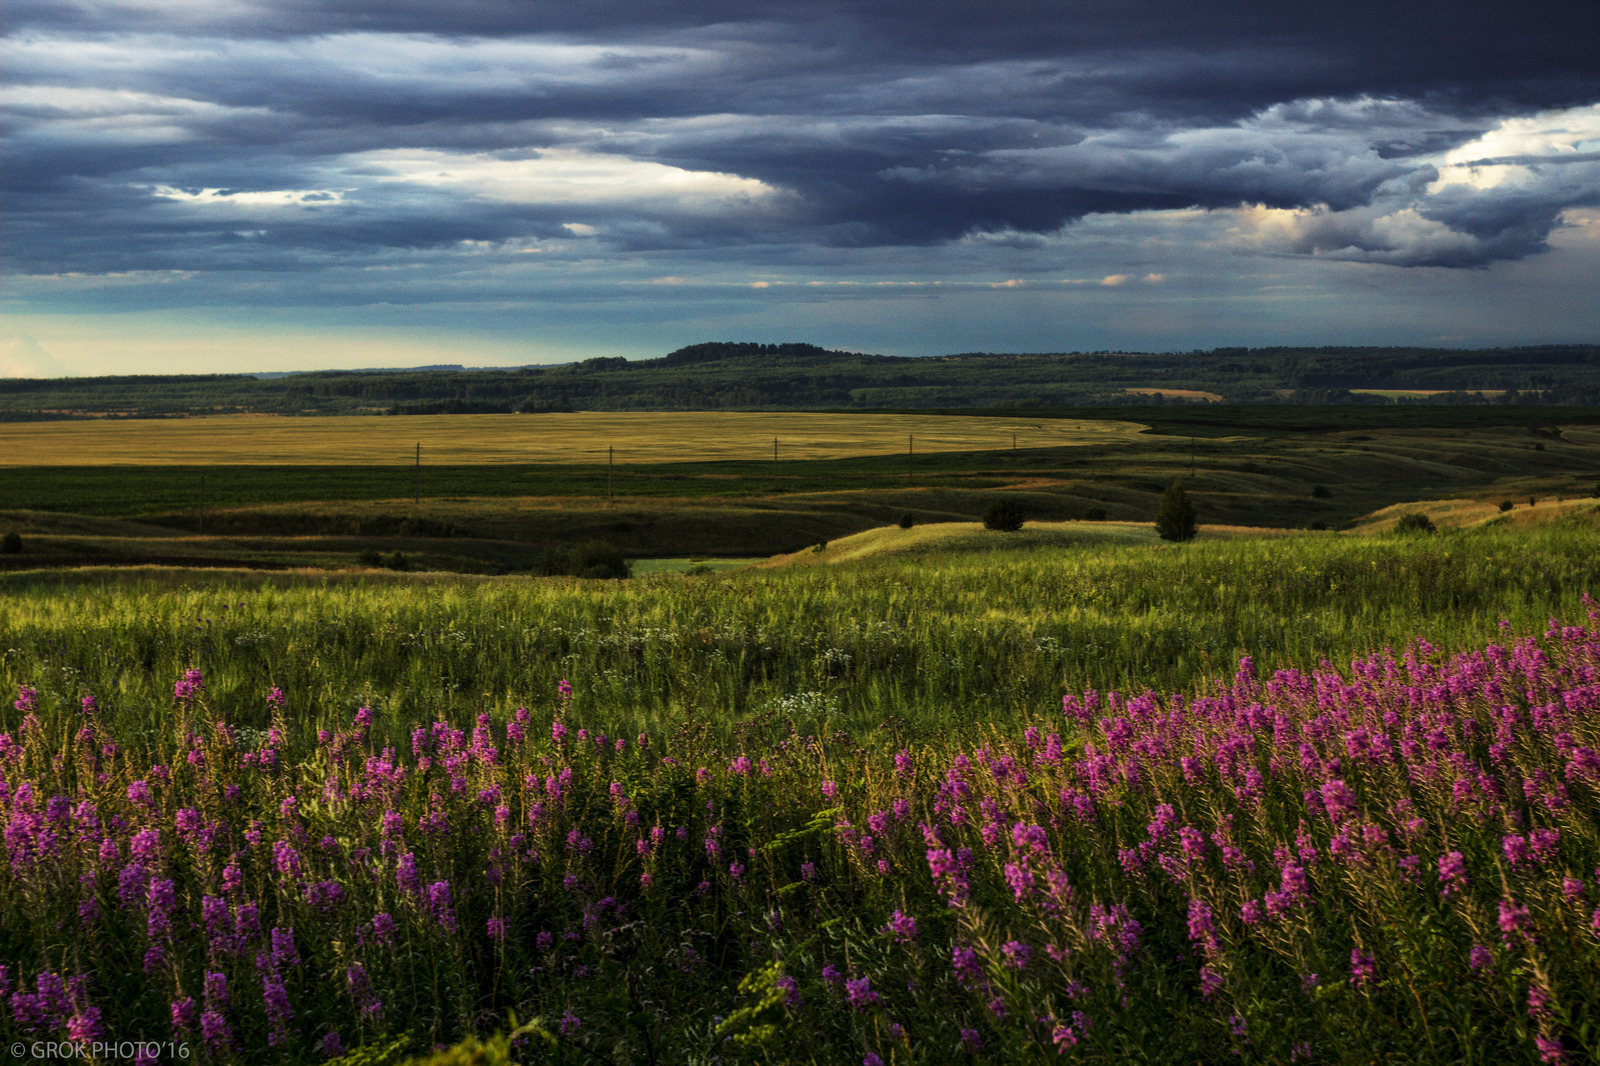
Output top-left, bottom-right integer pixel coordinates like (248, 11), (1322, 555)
(2, 408), (1597, 567)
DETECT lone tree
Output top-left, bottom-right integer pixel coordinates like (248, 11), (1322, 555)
(983, 499), (1026, 532)
(1155, 480), (1197, 542)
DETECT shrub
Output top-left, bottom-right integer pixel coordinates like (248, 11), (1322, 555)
(357, 547), (383, 567)
(1154, 480), (1197, 542)
(1084, 507), (1108, 522)
(1311, 484), (1331, 499)
(898, 513), (914, 529)
(1499, 500), (1514, 513)
(0, 531), (20, 554)
(1308, 520), (1327, 531)
(385, 551), (410, 571)
(982, 499), (1026, 532)
(812, 540), (828, 553)
(1394, 512), (1436, 535)
(533, 541), (631, 579)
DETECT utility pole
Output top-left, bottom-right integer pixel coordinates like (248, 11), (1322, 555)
(908, 435), (913, 482)
(199, 474), (204, 535)
(608, 446), (613, 501)
(1012, 432), (1017, 452)
(414, 442), (420, 505)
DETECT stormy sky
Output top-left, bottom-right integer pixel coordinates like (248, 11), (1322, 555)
(3, 0), (1598, 374)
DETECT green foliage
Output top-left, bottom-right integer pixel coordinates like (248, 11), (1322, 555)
(1154, 480), (1197, 541)
(384, 550), (410, 571)
(982, 499), (1026, 532)
(1395, 512), (1436, 534)
(532, 540), (631, 579)
(1499, 500), (1515, 512)
(898, 512), (914, 529)
(1312, 484), (1331, 498)
(5, 344), (1600, 417)
(0, 531), (19, 554)
(1084, 507), (1108, 521)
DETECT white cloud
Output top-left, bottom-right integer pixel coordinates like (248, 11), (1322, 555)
(0, 335), (72, 378)
(151, 186), (347, 207)
(347, 147), (777, 211)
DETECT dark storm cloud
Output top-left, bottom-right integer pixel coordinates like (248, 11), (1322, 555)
(3, 0), (1598, 279)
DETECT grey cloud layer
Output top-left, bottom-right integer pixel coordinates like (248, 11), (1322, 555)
(4, 1), (1598, 280)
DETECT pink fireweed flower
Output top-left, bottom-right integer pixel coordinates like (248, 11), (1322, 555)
(951, 945), (984, 989)
(200, 1010), (230, 1052)
(426, 881), (457, 934)
(1499, 898), (1534, 946)
(1350, 950), (1376, 990)
(883, 910), (918, 944)
(1000, 941), (1032, 970)
(1187, 897), (1219, 956)
(171, 997), (197, 1035)
(844, 976), (880, 1011)
(1536, 1035), (1569, 1065)
(1438, 851), (1468, 895)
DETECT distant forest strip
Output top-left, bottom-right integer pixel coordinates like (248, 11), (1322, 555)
(3, 341), (1599, 419)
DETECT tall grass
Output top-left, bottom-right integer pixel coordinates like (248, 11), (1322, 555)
(2, 523), (1598, 750)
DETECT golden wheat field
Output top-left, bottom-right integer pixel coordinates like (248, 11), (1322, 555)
(0, 411), (1150, 465)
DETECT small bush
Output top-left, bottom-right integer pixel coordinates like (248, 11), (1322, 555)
(812, 540), (828, 553)
(357, 547), (383, 567)
(0, 531), (20, 554)
(1394, 512), (1436, 535)
(1084, 507), (1108, 522)
(982, 499), (1026, 532)
(1311, 484), (1331, 499)
(1308, 520), (1327, 531)
(1154, 481), (1197, 542)
(385, 551), (410, 571)
(898, 513), (914, 529)
(1499, 500), (1514, 513)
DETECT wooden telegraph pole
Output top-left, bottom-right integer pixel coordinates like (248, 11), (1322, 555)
(414, 442), (420, 505)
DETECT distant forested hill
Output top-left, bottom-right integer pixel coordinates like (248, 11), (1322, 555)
(3, 343), (1598, 419)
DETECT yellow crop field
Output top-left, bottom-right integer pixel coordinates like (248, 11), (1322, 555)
(0, 412), (1149, 466)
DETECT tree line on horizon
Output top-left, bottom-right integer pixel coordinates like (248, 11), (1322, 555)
(2, 342), (1598, 420)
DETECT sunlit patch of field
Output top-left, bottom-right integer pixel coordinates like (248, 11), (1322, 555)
(0, 411), (1150, 466)
(1123, 387), (1225, 402)
(1347, 495), (1600, 533)
(758, 517), (1311, 568)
